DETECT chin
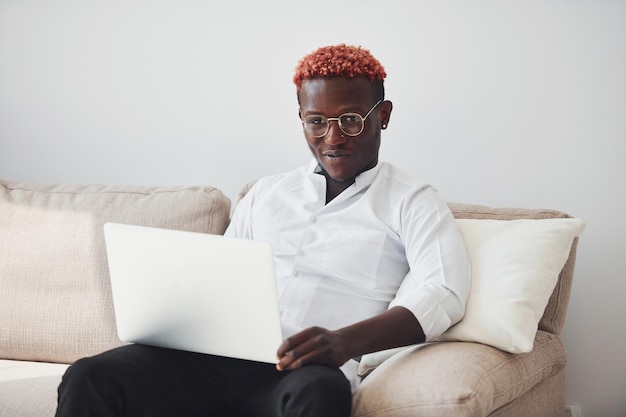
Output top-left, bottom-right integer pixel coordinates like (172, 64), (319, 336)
(325, 171), (355, 183)
(317, 159), (360, 183)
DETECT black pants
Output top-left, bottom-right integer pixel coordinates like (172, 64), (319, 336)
(55, 344), (352, 417)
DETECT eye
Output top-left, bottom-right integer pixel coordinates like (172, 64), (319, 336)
(305, 116), (326, 125)
(341, 114), (360, 124)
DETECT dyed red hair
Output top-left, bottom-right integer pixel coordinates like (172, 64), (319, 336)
(293, 44), (387, 90)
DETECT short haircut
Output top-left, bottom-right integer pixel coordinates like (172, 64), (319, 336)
(293, 44), (387, 101)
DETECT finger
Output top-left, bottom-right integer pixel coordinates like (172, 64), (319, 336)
(277, 335), (322, 371)
(280, 335), (334, 371)
(280, 346), (323, 371)
(276, 339), (294, 358)
(277, 327), (321, 357)
(276, 342), (303, 371)
(276, 349), (299, 371)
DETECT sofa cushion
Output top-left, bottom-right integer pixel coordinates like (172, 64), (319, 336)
(436, 218), (584, 353)
(0, 359), (68, 417)
(0, 181), (231, 364)
(352, 331), (566, 417)
(447, 203), (579, 336)
(0, 375), (60, 417)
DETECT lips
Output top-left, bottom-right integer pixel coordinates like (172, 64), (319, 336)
(322, 150), (351, 159)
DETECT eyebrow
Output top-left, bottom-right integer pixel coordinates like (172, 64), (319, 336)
(301, 105), (367, 117)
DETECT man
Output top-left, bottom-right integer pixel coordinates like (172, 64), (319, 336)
(56, 44), (470, 417)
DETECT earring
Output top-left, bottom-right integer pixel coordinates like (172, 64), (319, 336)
(382, 124), (387, 129)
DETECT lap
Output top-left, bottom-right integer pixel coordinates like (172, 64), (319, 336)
(60, 344), (351, 417)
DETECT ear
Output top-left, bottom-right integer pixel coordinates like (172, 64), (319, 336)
(380, 100), (393, 129)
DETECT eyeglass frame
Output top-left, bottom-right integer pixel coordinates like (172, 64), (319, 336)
(300, 100), (383, 138)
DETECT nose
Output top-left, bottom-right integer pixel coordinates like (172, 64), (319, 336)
(324, 120), (348, 145)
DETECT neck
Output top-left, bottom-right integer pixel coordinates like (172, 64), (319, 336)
(324, 174), (354, 204)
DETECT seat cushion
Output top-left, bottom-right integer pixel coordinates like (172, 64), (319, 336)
(0, 359), (68, 417)
(0, 181), (231, 364)
(352, 331), (565, 417)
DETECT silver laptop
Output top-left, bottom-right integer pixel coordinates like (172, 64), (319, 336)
(103, 223), (283, 364)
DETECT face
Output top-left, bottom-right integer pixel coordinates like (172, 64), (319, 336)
(298, 77), (392, 185)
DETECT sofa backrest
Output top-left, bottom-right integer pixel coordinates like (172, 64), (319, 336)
(0, 179), (578, 365)
(0, 181), (231, 364)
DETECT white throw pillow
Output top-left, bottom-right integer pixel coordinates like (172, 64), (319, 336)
(358, 217), (584, 376)
(437, 218), (585, 353)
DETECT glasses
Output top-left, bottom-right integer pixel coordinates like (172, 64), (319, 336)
(301, 100), (382, 138)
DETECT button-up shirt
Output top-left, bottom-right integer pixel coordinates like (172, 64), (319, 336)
(225, 160), (470, 385)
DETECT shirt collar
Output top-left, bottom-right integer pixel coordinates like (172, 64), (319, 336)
(308, 159), (382, 192)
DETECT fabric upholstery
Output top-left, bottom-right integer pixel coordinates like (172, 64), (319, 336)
(0, 359), (67, 417)
(352, 331), (565, 417)
(488, 369), (565, 417)
(0, 181), (231, 364)
(0, 375), (62, 417)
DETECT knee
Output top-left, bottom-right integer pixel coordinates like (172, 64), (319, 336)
(278, 366), (352, 416)
(59, 355), (115, 395)
(300, 366), (351, 400)
(56, 353), (133, 416)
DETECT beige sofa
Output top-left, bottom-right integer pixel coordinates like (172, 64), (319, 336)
(0, 180), (581, 417)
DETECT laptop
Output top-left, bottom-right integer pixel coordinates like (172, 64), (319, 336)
(103, 222), (283, 364)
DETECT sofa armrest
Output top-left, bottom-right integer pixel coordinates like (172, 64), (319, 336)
(352, 331), (566, 417)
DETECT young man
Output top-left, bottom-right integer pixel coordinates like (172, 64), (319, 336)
(56, 44), (470, 417)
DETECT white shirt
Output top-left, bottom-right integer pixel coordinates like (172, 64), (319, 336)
(225, 160), (470, 385)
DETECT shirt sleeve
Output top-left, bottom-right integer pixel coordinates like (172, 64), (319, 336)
(388, 187), (471, 341)
(224, 182), (259, 240)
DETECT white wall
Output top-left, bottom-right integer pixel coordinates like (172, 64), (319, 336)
(1, 1), (625, 415)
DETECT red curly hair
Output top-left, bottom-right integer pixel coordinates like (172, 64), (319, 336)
(293, 44), (387, 91)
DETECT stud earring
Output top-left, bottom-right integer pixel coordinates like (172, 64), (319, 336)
(382, 124), (387, 129)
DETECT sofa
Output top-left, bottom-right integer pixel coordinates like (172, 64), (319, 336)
(0, 179), (583, 417)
